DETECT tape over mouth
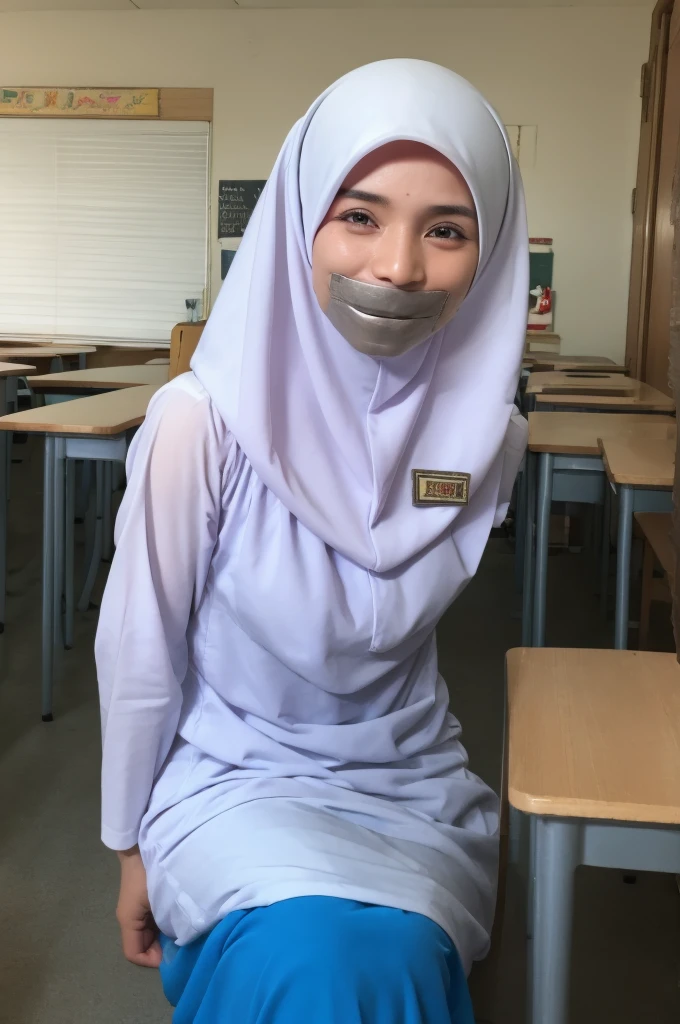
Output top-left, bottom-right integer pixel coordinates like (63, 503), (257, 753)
(329, 274), (449, 322)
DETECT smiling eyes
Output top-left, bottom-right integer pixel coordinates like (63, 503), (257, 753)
(338, 208), (468, 242)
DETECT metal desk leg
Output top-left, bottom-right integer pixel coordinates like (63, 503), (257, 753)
(599, 483), (611, 617)
(0, 377), (8, 634)
(530, 817), (580, 1024)
(522, 451), (536, 645)
(42, 437), (56, 722)
(76, 459), (92, 522)
(527, 814), (537, 941)
(2, 379), (12, 500)
(532, 453), (553, 647)
(78, 461), (104, 613)
(78, 353), (86, 370)
(514, 465), (525, 594)
(53, 438), (66, 652)
(64, 459), (75, 650)
(614, 485), (634, 650)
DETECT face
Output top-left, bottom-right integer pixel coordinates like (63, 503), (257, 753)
(312, 140), (479, 333)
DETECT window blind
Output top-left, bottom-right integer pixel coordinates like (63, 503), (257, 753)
(0, 119), (209, 346)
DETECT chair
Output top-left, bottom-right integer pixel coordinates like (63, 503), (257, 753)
(635, 511), (674, 649)
(507, 646), (680, 1024)
(169, 320), (206, 380)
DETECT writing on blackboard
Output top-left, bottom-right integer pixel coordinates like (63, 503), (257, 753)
(218, 180), (266, 238)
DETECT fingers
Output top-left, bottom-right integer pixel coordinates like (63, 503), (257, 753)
(125, 939), (163, 969)
(116, 850), (162, 969)
(120, 923), (163, 968)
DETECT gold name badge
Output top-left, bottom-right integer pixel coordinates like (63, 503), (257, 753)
(412, 469), (470, 507)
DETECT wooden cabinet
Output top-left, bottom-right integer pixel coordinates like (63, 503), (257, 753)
(625, 0), (680, 394)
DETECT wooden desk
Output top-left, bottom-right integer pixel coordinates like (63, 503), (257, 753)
(525, 331), (560, 353)
(522, 414), (676, 647)
(0, 345), (95, 373)
(0, 385), (160, 718)
(600, 434), (675, 488)
(524, 354), (623, 373)
(507, 646), (680, 1023)
(599, 434), (675, 648)
(28, 364), (169, 393)
(0, 361), (37, 380)
(0, 384), (159, 436)
(526, 371), (635, 395)
(0, 342), (94, 350)
(508, 646), (680, 821)
(528, 412), (674, 455)
(534, 379), (673, 412)
(0, 345), (95, 361)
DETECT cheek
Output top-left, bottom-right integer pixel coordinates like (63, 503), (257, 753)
(433, 246), (478, 295)
(432, 247), (479, 325)
(312, 223), (372, 311)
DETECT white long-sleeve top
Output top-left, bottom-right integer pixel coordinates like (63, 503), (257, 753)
(96, 373), (525, 972)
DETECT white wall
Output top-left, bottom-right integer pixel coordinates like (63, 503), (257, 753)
(0, 6), (651, 359)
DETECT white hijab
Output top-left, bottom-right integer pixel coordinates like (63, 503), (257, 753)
(192, 59), (528, 572)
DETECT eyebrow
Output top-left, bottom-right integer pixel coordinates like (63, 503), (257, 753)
(337, 188), (477, 221)
(338, 188), (389, 206)
(428, 204), (477, 221)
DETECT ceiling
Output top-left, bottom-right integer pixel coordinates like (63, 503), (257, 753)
(0, 0), (656, 10)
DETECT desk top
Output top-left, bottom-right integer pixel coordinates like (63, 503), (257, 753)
(526, 370), (635, 395)
(0, 384), (160, 436)
(0, 361), (36, 378)
(0, 345), (95, 360)
(528, 412), (675, 455)
(0, 339), (159, 350)
(507, 647), (680, 824)
(523, 353), (621, 372)
(599, 433), (675, 488)
(28, 364), (169, 391)
(535, 380), (674, 411)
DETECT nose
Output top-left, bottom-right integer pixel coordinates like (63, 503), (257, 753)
(369, 225), (426, 288)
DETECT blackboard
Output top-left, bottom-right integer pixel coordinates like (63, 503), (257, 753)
(218, 180), (266, 238)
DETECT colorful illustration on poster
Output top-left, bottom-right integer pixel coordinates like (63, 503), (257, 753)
(0, 88), (159, 117)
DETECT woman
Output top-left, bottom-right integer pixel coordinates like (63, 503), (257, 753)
(97, 59), (528, 1023)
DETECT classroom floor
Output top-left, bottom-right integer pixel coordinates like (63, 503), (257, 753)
(0, 442), (677, 1024)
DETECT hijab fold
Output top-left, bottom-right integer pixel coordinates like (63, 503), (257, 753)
(192, 59), (528, 572)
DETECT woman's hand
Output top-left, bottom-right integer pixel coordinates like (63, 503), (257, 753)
(116, 846), (162, 968)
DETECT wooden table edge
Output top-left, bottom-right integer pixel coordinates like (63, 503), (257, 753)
(536, 396), (674, 411)
(597, 436), (674, 489)
(0, 363), (37, 376)
(0, 348), (97, 357)
(528, 441), (601, 456)
(508, 788), (680, 825)
(0, 419), (146, 436)
(27, 379), (147, 392)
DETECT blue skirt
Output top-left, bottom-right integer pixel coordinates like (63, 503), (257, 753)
(160, 896), (475, 1023)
